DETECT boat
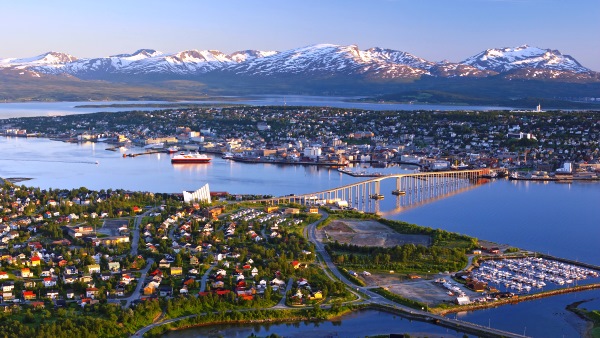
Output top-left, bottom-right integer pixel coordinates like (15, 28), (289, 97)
(370, 194), (385, 200)
(167, 146), (179, 154)
(222, 152), (234, 159)
(392, 190), (406, 196)
(171, 153), (211, 164)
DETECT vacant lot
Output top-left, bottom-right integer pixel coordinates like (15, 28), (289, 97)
(320, 219), (431, 247)
(99, 219), (130, 236)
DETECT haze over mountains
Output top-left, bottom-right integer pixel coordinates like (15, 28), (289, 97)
(0, 44), (599, 103)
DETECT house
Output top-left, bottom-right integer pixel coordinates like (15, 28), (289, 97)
(65, 266), (78, 275)
(45, 290), (59, 299)
(1, 283), (14, 292)
(309, 291), (323, 300)
(87, 264), (101, 274)
(100, 273), (112, 281)
(467, 281), (487, 292)
(29, 256), (41, 267)
(21, 268), (32, 278)
(189, 256), (200, 266)
(86, 288), (99, 299)
(121, 274), (134, 285)
(43, 277), (57, 287)
(159, 259), (171, 268)
(62, 275), (77, 284)
(22, 290), (36, 300)
(40, 269), (53, 277)
(455, 296), (471, 305)
(1, 292), (14, 301)
(284, 208), (300, 215)
(0, 272), (8, 280)
(66, 290), (75, 299)
(170, 266), (183, 276)
(144, 282), (159, 296)
(291, 261), (301, 269)
(159, 285), (173, 297)
(108, 262), (121, 272)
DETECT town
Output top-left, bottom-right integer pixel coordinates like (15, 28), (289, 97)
(0, 107), (600, 337)
(2, 107), (599, 178)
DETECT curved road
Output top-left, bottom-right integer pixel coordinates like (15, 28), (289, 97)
(307, 210), (527, 338)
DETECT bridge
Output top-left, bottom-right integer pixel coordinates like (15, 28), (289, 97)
(250, 168), (503, 212)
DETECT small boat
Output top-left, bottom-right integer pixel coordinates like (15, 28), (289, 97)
(222, 152), (234, 159)
(370, 194), (385, 200)
(167, 146), (179, 154)
(392, 190), (406, 195)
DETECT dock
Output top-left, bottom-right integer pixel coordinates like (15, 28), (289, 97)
(123, 150), (164, 157)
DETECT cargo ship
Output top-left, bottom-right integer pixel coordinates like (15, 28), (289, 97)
(171, 153), (211, 164)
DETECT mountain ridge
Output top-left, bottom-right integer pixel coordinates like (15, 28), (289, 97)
(0, 44), (595, 81)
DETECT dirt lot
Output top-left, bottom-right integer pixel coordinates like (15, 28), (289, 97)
(99, 219), (130, 236)
(320, 219), (431, 247)
(362, 272), (477, 306)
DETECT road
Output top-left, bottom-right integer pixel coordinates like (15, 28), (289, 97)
(199, 263), (216, 292)
(306, 210), (528, 338)
(131, 208), (157, 256)
(122, 257), (154, 308)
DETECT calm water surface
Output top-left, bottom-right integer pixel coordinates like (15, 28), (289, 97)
(0, 96), (512, 119)
(163, 309), (465, 338)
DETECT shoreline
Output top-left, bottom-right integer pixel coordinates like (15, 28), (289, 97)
(434, 283), (600, 316)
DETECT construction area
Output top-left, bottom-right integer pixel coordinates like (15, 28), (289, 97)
(319, 219), (431, 247)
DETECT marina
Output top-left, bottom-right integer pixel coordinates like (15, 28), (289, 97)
(471, 257), (600, 295)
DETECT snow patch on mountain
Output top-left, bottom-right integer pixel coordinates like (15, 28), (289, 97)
(463, 45), (589, 73)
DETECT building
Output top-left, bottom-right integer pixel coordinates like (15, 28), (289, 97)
(303, 146), (322, 159)
(183, 183), (211, 203)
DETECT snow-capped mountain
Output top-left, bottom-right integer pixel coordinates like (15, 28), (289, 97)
(462, 45), (590, 74)
(0, 44), (594, 81)
(0, 51), (77, 69)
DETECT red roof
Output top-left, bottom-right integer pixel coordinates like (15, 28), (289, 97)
(23, 291), (35, 296)
(31, 256), (41, 261)
(215, 290), (230, 296)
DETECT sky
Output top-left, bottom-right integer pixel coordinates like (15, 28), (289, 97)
(1, 0), (599, 70)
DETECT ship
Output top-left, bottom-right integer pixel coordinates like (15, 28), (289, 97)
(171, 153), (211, 164)
(167, 146), (179, 154)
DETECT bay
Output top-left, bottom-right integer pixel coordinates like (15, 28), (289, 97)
(162, 309), (465, 338)
(0, 96), (512, 119)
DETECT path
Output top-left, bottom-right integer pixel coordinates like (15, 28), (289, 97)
(123, 257), (154, 308)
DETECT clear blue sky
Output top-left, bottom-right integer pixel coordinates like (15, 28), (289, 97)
(2, 0), (599, 70)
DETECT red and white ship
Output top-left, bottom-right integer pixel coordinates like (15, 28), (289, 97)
(171, 153), (211, 164)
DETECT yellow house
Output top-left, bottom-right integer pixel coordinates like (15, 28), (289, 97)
(170, 267), (183, 276)
(309, 291), (323, 300)
(308, 208), (319, 214)
(264, 206), (279, 213)
(30, 256), (41, 267)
